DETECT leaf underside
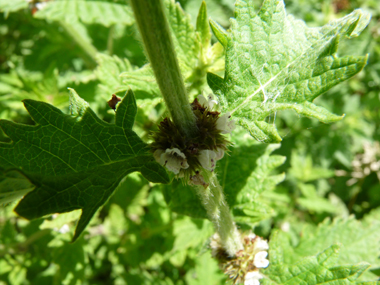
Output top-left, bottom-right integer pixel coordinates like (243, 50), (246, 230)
(0, 89), (169, 241)
(208, 0), (370, 143)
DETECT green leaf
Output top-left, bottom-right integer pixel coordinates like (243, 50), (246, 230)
(172, 217), (212, 252)
(107, 173), (151, 224)
(0, 0), (27, 16)
(196, 1), (211, 51)
(119, 65), (160, 98)
(162, 179), (207, 219)
(0, 171), (34, 205)
(297, 187), (338, 214)
(165, 0), (199, 75)
(95, 53), (133, 97)
(209, 19), (228, 48)
(0, 89), (169, 241)
(39, 210), (82, 232)
(115, 89), (137, 130)
(50, 236), (86, 284)
(263, 237), (374, 285)
(219, 140), (285, 226)
(292, 217), (380, 280)
(34, 0), (134, 27)
(103, 204), (128, 242)
(289, 151), (335, 182)
(185, 251), (225, 285)
(208, 0), (370, 143)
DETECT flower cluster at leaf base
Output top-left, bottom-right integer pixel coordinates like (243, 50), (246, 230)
(151, 94), (235, 185)
(210, 233), (269, 285)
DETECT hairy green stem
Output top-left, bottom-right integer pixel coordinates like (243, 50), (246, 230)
(130, 0), (197, 137)
(130, 0), (242, 257)
(196, 171), (243, 257)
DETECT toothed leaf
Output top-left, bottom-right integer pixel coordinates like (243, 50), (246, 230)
(0, 89), (169, 241)
(208, 0), (370, 143)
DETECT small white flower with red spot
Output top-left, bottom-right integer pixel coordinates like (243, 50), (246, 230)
(154, 148), (189, 174)
(198, 149), (217, 171)
(197, 93), (218, 110)
(216, 112), (236, 134)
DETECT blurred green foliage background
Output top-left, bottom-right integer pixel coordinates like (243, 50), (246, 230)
(0, 0), (379, 284)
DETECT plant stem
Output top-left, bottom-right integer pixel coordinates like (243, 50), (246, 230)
(107, 25), (115, 55)
(130, 0), (197, 137)
(59, 21), (98, 68)
(196, 171), (243, 257)
(131, 0), (242, 257)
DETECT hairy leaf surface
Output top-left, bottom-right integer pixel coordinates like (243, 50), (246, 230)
(263, 235), (374, 284)
(293, 217), (380, 280)
(208, 0), (370, 142)
(225, 143), (285, 226)
(34, 0), (134, 27)
(0, 89), (169, 241)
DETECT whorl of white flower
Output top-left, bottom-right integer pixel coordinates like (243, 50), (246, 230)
(198, 149), (217, 171)
(255, 238), (269, 251)
(155, 148), (189, 174)
(244, 271), (263, 285)
(247, 233), (256, 240)
(58, 224), (70, 234)
(280, 221), (290, 232)
(35, 2), (48, 10)
(254, 251), (269, 268)
(216, 112), (236, 134)
(197, 93), (218, 110)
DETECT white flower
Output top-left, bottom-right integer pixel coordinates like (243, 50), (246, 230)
(58, 224), (70, 234)
(216, 112), (236, 134)
(197, 148), (225, 172)
(35, 2), (47, 10)
(248, 233), (256, 239)
(197, 93), (218, 110)
(198, 149), (217, 171)
(280, 222), (290, 232)
(254, 251), (269, 268)
(255, 238), (269, 251)
(156, 148), (189, 174)
(244, 271), (263, 285)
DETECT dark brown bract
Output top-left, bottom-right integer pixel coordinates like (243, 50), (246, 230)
(150, 97), (233, 179)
